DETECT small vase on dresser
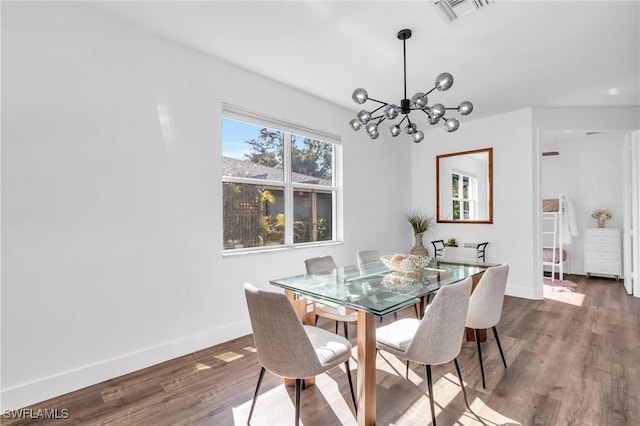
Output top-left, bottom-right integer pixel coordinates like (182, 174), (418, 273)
(584, 228), (621, 280)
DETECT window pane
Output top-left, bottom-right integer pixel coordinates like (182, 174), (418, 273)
(223, 183), (284, 249)
(452, 200), (460, 220)
(462, 176), (469, 198)
(291, 135), (333, 186)
(452, 174), (459, 198)
(463, 201), (470, 219)
(222, 119), (284, 181)
(293, 190), (333, 243)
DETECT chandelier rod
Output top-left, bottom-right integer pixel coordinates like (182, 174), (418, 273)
(402, 35), (408, 102)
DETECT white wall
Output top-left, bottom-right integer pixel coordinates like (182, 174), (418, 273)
(411, 109), (537, 299)
(541, 132), (625, 274)
(1, 3), (412, 409)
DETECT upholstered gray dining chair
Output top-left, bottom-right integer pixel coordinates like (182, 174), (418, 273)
(244, 284), (356, 426)
(465, 263), (510, 388)
(375, 277), (473, 426)
(355, 249), (380, 266)
(305, 255), (358, 339)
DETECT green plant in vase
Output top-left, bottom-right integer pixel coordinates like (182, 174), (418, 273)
(405, 211), (434, 257)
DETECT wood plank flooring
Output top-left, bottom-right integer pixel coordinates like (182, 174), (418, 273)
(3, 275), (639, 425)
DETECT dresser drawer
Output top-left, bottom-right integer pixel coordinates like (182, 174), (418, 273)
(584, 235), (620, 246)
(584, 228), (620, 238)
(584, 242), (620, 253)
(585, 251), (620, 261)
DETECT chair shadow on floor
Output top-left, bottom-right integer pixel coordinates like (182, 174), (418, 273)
(376, 350), (488, 426)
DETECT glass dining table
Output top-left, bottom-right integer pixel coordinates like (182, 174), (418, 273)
(270, 257), (494, 426)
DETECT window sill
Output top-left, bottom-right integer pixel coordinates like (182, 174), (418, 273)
(221, 240), (343, 257)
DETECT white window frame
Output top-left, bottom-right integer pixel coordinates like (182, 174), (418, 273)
(222, 104), (342, 253)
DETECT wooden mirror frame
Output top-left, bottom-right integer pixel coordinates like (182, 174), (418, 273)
(436, 147), (493, 224)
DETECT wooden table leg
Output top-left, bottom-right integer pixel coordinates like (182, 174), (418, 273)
(465, 327), (487, 342)
(284, 290), (316, 387)
(357, 310), (376, 426)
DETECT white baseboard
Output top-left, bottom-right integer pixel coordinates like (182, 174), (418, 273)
(506, 283), (542, 300)
(1, 321), (252, 411)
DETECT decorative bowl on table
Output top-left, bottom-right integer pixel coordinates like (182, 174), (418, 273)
(380, 254), (432, 274)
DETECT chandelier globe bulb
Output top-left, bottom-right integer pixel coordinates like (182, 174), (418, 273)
(435, 72), (454, 91)
(405, 122), (417, 134)
(444, 117), (460, 132)
(349, 118), (362, 131)
(352, 88), (368, 105)
(389, 124), (401, 137)
(413, 130), (425, 143)
(357, 110), (372, 125)
(458, 101), (474, 115)
(384, 104), (400, 120)
(365, 122), (378, 136)
(431, 103), (445, 118)
(411, 92), (428, 108)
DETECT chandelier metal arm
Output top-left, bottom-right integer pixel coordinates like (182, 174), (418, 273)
(366, 97), (389, 106)
(425, 86), (438, 96)
(371, 115), (387, 125)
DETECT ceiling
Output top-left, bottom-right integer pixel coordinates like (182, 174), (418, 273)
(86, 1), (639, 123)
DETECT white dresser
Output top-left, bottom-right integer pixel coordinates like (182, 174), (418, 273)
(584, 228), (621, 280)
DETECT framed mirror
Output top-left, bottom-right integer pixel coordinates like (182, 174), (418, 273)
(436, 147), (493, 224)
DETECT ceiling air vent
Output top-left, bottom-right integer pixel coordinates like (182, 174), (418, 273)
(432, 0), (494, 23)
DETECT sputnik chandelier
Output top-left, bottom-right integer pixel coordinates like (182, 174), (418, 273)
(349, 29), (473, 143)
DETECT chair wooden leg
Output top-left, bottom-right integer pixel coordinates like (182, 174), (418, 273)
(425, 364), (436, 426)
(474, 328), (486, 388)
(295, 378), (302, 426)
(492, 326), (508, 369)
(453, 358), (471, 410)
(345, 359), (357, 412)
(247, 366), (266, 424)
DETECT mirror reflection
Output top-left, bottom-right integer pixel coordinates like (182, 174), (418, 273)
(436, 147), (493, 224)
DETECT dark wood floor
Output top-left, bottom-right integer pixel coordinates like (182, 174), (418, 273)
(4, 275), (639, 425)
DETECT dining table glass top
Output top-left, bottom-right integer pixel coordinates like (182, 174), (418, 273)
(270, 258), (495, 317)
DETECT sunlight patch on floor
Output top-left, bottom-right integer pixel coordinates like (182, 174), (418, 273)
(467, 396), (523, 425)
(232, 384), (289, 426)
(193, 362), (211, 371)
(231, 370), (354, 426)
(544, 290), (585, 306)
(214, 351), (244, 362)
